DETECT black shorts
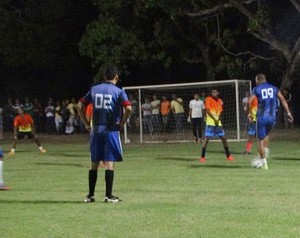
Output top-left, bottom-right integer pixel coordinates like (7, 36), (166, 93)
(17, 131), (34, 139)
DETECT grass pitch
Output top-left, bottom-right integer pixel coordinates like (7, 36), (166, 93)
(0, 129), (299, 238)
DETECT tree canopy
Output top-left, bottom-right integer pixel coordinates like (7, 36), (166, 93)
(80, 0), (300, 88)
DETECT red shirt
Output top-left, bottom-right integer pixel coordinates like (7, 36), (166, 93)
(14, 114), (33, 132)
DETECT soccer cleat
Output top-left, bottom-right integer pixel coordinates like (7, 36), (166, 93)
(84, 195), (95, 203)
(261, 164), (269, 170)
(40, 149), (47, 153)
(0, 184), (11, 191)
(199, 157), (206, 163)
(227, 155), (235, 161)
(244, 151), (250, 155)
(104, 195), (120, 203)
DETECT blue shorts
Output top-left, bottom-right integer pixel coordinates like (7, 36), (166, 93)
(257, 115), (275, 140)
(205, 125), (225, 138)
(90, 131), (123, 162)
(247, 122), (256, 136)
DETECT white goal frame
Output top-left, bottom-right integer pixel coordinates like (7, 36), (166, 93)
(123, 79), (251, 143)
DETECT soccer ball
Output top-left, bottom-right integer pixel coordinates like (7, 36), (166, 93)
(251, 158), (263, 168)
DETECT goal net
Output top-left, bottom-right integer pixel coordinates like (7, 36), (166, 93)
(123, 79), (251, 143)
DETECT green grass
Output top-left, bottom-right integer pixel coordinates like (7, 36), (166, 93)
(0, 129), (300, 238)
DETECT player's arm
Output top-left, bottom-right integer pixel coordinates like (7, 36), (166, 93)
(206, 108), (218, 125)
(277, 91), (293, 123)
(77, 101), (90, 130)
(119, 105), (132, 129)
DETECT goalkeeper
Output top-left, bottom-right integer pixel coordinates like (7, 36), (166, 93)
(199, 88), (234, 163)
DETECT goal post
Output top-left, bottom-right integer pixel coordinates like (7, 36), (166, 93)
(123, 79), (251, 143)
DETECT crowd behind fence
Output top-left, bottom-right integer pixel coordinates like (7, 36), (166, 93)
(0, 97), (87, 137)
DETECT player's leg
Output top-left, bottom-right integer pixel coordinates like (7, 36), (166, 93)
(0, 148), (11, 190)
(199, 125), (212, 163)
(8, 134), (20, 155)
(84, 133), (102, 202)
(220, 136), (234, 161)
(244, 122), (256, 155)
(31, 133), (46, 153)
(191, 118), (198, 142)
(104, 131), (123, 203)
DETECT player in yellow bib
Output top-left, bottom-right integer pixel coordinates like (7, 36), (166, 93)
(199, 89), (234, 163)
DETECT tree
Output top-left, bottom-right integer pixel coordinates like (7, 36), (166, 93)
(80, 0), (300, 89)
(0, 0), (96, 100)
(182, 0), (300, 89)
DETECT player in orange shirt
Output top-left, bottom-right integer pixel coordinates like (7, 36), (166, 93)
(160, 96), (171, 132)
(199, 88), (234, 163)
(8, 107), (46, 155)
(244, 96), (258, 155)
(85, 103), (93, 127)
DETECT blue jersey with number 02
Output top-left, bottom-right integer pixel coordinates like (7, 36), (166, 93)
(80, 82), (130, 133)
(252, 82), (279, 119)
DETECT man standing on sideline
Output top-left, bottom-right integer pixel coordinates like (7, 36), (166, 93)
(188, 93), (205, 143)
(77, 65), (132, 203)
(8, 107), (46, 155)
(248, 74), (293, 170)
(199, 88), (234, 163)
(0, 147), (11, 190)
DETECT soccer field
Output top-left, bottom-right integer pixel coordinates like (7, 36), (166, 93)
(0, 129), (299, 238)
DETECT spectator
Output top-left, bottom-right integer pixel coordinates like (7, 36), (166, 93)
(65, 121), (75, 135)
(160, 96), (171, 132)
(33, 98), (44, 133)
(60, 100), (69, 132)
(151, 95), (161, 131)
(128, 94), (138, 132)
(3, 98), (15, 131)
(23, 97), (34, 117)
(171, 94), (185, 133)
(142, 98), (153, 134)
(55, 100), (64, 134)
(188, 93), (205, 143)
(13, 98), (23, 115)
(67, 98), (77, 126)
(44, 101), (55, 134)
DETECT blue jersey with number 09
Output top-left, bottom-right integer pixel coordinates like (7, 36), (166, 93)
(252, 82), (279, 119)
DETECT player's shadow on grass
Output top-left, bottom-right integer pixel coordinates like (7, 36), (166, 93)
(190, 164), (244, 169)
(34, 162), (87, 167)
(0, 199), (84, 204)
(155, 157), (196, 162)
(50, 153), (86, 158)
(271, 157), (300, 161)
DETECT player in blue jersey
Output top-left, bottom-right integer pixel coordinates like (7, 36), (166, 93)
(77, 65), (132, 203)
(248, 74), (293, 170)
(0, 147), (11, 190)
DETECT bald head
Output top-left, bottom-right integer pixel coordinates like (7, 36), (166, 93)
(255, 74), (267, 84)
